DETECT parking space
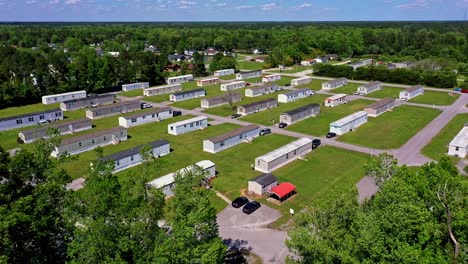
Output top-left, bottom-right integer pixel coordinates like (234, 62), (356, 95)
(217, 203), (281, 228)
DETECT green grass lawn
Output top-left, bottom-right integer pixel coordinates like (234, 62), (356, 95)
(243, 77), (263, 83)
(409, 90), (459, 106)
(338, 105), (441, 149)
(237, 61), (265, 71)
(422, 114), (468, 160)
(286, 99), (373, 137)
(294, 79), (326, 91)
(119, 89), (143, 98)
(0, 102), (60, 118)
(240, 94), (329, 126)
(170, 84), (224, 110)
(269, 65), (312, 74)
(218, 74), (236, 80)
(330, 83), (361, 95)
(365, 86), (403, 99)
(272, 76), (295, 86)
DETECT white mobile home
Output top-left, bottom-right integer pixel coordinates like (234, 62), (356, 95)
(0, 108), (63, 132)
(170, 89), (206, 102)
(330, 111), (368, 135)
(325, 94), (348, 107)
(60, 94), (114, 111)
(364, 98), (395, 117)
(166, 74), (194, 85)
(200, 93), (242, 108)
(279, 104), (320, 125)
(322, 78), (348, 90)
(262, 74), (281, 83)
(101, 140), (170, 172)
(85, 100), (141, 119)
(255, 138), (313, 173)
(277, 88), (313, 103)
(245, 84), (279, 97)
(42, 90), (87, 104)
(214, 68), (235, 77)
(237, 98), (278, 116)
(350, 59), (373, 70)
(357, 81), (382, 95)
(248, 173), (278, 195)
(197, 77), (220, 87)
(236, 70), (262, 80)
(399, 85), (424, 100)
(168, 116), (208, 135)
(122, 82), (149, 91)
(203, 125), (260, 153)
(147, 160), (216, 197)
(143, 84), (182, 96)
(291, 76), (312, 86)
(18, 118), (92, 143)
(220, 81), (246, 91)
(118, 107), (173, 128)
(448, 126), (468, 158)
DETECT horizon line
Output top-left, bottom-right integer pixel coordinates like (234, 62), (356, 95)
(0, 20), (467, 23)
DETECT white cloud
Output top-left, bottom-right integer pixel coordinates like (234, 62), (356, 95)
(298, 2), (312, 8)
(321, 7), (338, 12)
(64, 0), (80, 4)
(395, 0), (430, 9)
(178, 0), (195, 5)
(178, 5), (191, 9)
(216, 2), (226, 7)
(26, 0), (38, 4)
(261, 3), (278, 11)
(235, 5), (254, 9)
(49, 0), (60, 4)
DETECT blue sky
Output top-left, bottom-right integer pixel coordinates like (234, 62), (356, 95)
(0, 0), (467, 21)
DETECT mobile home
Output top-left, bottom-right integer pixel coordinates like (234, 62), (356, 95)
(236, 70), (262, 80)
(279, 104), (320, 125)
(357, 81), (382, 95)
(197, 77), (220, 87)
(203, 125), (260, 153)
(118, 107), (173, 128)
(262, 74), (281, 83)
(448, 126), (468, 158)
(330, 111), (368, 135)
(324, 94), (348, 107)
(0, 108), (63, 132)
(214, 68), (235, 77)
(277, 88), (313, 103)
(166, 74), (194, 85)
(60, 94), (114, 111)
(42, 90), (87, 104)
(200, 93), (242, 108)
(322, 78), (348, 90)
(237, 98), (278, 116)
(364, 98), (395, 117)
(122, 82), (149, 91)
(291, 76), (312, 86)
(245, 84), (279, 97)
(220, 81), (246, 91)
(18, 118), (92, 143)
(399, 85), (424, 100)
(168, 116), (208, 135)
(143, 84), (182, 96)
(169, 88), (206, 102)
(85, 100), (141, 119)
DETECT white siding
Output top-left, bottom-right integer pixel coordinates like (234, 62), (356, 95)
(448, 126), (468, 158)
(42, 90), (87, 104)
(168, 116), (208, 135)
(330, 111), (368, 135)
(220, 81), (246, 91)
(262, 74), (281, 83)
(214, 69), (235, 76)
(122, 82), (149, 91)
(167, 74), (194, 85)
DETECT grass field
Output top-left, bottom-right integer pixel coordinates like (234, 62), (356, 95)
(366, 86), (403, 99)
(240, 94), (329, 126)
(269, 65), (312, 74)
(237, 61), (265, 71)
(286, 99), (373, 137)
(294, 79), (326, 91)
(218, 74), (236, 80)
(329, 83), (361, 95)
(409, 90), (459, 106)
(119, 89), (143, 98)
(422, 114), (468, 160)
(0, 102), (60, 118)
(338, 105), (441, 149)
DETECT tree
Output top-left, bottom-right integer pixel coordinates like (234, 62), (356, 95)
(192, 51), (207, 77)
(364, 153), (399, 187)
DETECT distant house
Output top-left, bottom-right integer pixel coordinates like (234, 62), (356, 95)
(262, 74), (281, 83)
(280, 104), (320, 125)
(220, 81), (246, 91)
(60, 94), (114, 111)
(0, 108), (63, 132)
(255, 138), (313, 173)
(277, 88), (313, 103)
(350, 59), (373, 70)
(236, 70), (262, 80)
(315, 56), (328, 63)
(18, 118), (92, 144)
(85, 100), (141, 119)
(118, 107), (173, 128)
(291, 76), (312, 86)
(42, 90), (87, 105)
(101, 140), (170, 172)
(169, 88), (206, 102)
(248, 173), (278, 195)
(255, 56), (267, 63)
(143, 84), (182, 97)
(214, 69), (235, 77)
(330, 111), (368, 135)
(168, 116), (208, 135)
(252, 49), (263, 55)
(197, 77), (220, 87)
(203, 125), (260, 153)
(200, 92), (242, 108)
(327, 54), (338, 60)
(322, 78), (348, 90)
(448, 126), (468, 158)
(357, 81), (382, 95)
(245, 84), (279, 97)
(166, 74), (194, 85)
(184, 49), (196, 56)
(325, 94), (348, 107)
(388, 62), (415, 69)
(399, 85), (424, 100)
(237, 98), (278, 116)
(51, 127), (128, 157)
(300, 59), (315, 66)
(143, 45), (159, 53)
(108, 51), (120, 57)
(168, 54), (191, 62)
(364, 98), (395, 117)
(205, 47), (218, 56)
(122, 82), (149, 91)
(164, 64), (181, 72)
(147, 160), (216, 197)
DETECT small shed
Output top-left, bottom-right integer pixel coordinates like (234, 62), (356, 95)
(248, 173), (278, 195)
(269, 182), (296, 202)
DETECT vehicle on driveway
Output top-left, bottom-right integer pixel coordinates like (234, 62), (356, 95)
(231, 197), (249, 208)
(312, 139), (321, 149)
(230, 113), (242, 119)
(141, 102), (153, 109)
(354, 92), (360, 95)
(326, 132), (337, 138)
(278, 122), (288, 129)
(259, 128), (272, 136)
(172, 110), (182, 117)
(243, 201), (261, 214)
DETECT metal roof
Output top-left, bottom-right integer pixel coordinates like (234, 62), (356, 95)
(324, 77), (347, 85)
(167, 74), (193, 80)
(449, 126), (468, 147)
(330, 111), (367, 127)
(238, 70), (262, 74)
(239, 98), (277, 109)
(87, 100), (141, 112)
(42, 90), (86, 99)
(172, 88), (205, 97)
(0, 108), (62, 123)
(202, 92), (241, 103)
(326, 93), (347, 101)
(364, 98), (395, 110)
(147, 160), (215, 188)
(61, 94), (113, 104)
(145, 84), (182, 91)
(20, 118), (91, 138)
(360, 81), (381, 88)
(249, 84), (278, 91)
(101, 139), (169, 162)
(269, 182), (296, 199)
(249, 173), (278, 186)
(282, 88), (312, 96)
(282, 104), (320, 116)
(121, 107), (172, 119)
(206, 125), (259, 143)
(60, 127), (126, 146)
(256, 138), (312, 163)
(169, 116), (207, 127)
(405, 85), (424, 93)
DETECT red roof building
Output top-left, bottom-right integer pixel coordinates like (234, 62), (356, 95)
(269, 182), (296, 202)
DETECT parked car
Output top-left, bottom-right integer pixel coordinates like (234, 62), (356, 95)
(461, 89), (468, 94)
(245, 83), (251, 86)
(312, 139), (321, 149)
(259, 128), (272, 136)
(243, 201), (261, 214)
(231, 197), (249, 208)
(141, 103), (153, 109)
(172, 110), (182, 117)
(88, 93), (98, 97)
(354, 92), (360, 95)
(38, 120), (49, 125)
(454, 87), (461, 92)
(326, 132), (337, 138)
(230, 113), (241, 119)
(278, 122), (288, 129)
(277, 87), (284, 91)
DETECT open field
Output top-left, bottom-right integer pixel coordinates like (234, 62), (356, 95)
(272, 76), (295, 86)
(422, 113), (468, 161)
(269, 65), (312, 74)
(119, 89), (143, 97)
(366, 86), (403, 98)
(409, 90), (459, 106)
(237, 61), (265, 71)
(240, 94), (329, 126)
(295, 79), (326, 91)
(328, 83), (361, 95)
(218, 74), (236, 80)
(337, 105), (441, 149)
(0, 102), (60, 118)
(286, 99), (373, 137)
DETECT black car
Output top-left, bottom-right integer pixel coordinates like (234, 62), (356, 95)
(278, 122), (288, 129)
(242, 201), (261, 214)
(231, 197), (249, 208)
(259, 128), (272, 136)
(312, 139), (321, 149)
(172, 110), (182, 117)
(230, 113), (241, 119)
(326, 132), (337, 138)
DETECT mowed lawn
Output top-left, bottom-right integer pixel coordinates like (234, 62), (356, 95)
(422, 114), (468, 160)
(240, 94), (329, 126)
(330, 83), (361, 95)
(366, 86), (403, 99)
(119, 89), (143, 98)
(294, 79), (326, 91)
(237, 61), (265, 71)
(338, 105), (441, 149)
(286, 99), (373, 137)
(409, 90), (459, 106)
(0, 102), (60, 118)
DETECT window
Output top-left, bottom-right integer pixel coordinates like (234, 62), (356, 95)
(91, 139), (95, 144)
(55, 112), (62, 117)
(142, 115), (146, 119)
(39, 115), (45, 120)
(131, 118), (137, 123)
(294, 150), (297, 155)
(286, 153), (289, 159)
(28, 117), (34, 122)
(120, 131), (124, 136)
(220, 142), (224, 146)
(78, 142), (82, 147)
(257, 160), (260, 165)
(170, 126), (173, 131)
(16, 119), (23, 124)
(152, 114), (155, 118)
(131, 155), (134, 161)
(116, 160), (120, 166)
(104, 136), (107, 141)
(456, 147), (459, 151)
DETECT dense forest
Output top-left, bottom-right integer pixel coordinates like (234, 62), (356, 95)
(0, 22), (467, 108)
